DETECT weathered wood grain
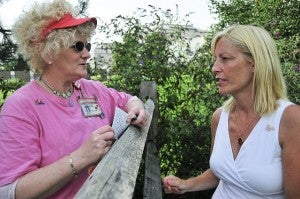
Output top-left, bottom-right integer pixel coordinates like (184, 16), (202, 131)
(143, 142), (162, 199)
(140, 81), (162, 199)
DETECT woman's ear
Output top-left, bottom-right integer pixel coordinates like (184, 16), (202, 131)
(247, 60), (255, 73)
(43, 57), (53, 65)
(248, 59), (255, 72)
(251, 64), (255, 72)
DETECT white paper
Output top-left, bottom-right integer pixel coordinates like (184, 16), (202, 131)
(112, 107), (130, 139)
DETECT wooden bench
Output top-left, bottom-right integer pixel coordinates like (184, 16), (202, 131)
(75, 81), (162, 199)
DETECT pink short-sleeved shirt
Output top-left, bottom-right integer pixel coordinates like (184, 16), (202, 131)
(0, 78), (134, 198)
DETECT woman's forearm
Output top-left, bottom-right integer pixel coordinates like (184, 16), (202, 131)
(15, 154), (82, 199)
(186, 169), (219, 192)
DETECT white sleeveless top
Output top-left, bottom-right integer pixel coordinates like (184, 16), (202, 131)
(210, 99), (293, 199)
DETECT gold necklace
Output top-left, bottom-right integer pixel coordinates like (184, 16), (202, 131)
(39, 77), (73, 99)
(234, 108), (258, 146)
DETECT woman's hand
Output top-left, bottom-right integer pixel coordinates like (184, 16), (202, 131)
(125, 99), (149, 127)
(75, 125), (115, 167)
(162, 175), (187, 194)
(127, 107), (149, 127)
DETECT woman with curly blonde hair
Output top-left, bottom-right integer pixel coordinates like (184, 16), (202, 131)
(162, 25), (300, 198)
(0, 0), (148, 198)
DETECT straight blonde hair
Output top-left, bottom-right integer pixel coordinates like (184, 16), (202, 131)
(211, 25), (288, 115)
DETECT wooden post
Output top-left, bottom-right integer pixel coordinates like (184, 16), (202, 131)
(139, 81), (158, 141)
(75, 98), (155, 199)
(140, 81), (162, 199)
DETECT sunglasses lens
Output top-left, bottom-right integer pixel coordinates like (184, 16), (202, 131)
(75, 42), (84, 51)
(86, 43), (91, 52)
(71, 42), (91, 52)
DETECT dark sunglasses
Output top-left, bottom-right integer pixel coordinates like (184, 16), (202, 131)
(70, 41), (91, 52)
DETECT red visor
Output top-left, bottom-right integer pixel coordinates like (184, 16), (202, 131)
(40, 14), (97, 42)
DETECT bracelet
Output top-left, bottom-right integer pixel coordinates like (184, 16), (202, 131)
(67, 153), (78, 177)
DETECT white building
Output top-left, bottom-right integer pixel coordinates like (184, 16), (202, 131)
(92, 25), (208, 70)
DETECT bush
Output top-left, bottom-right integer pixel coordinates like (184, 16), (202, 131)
(0, 78), (26, 109)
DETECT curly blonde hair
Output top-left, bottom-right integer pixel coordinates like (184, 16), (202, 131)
(12, 0), (96, 74)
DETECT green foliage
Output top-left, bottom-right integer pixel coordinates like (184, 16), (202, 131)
(0, 1), (298, 198)
(93, 5), (196, 92)
(209, 0), (300, 104)
(0, 78), (26, 108)
(0, 14), (29, 71)
(93, 5), (218, 180)
(92, 1), (299, 198)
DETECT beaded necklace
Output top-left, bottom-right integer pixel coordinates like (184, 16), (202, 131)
(39, 77), (73, 99)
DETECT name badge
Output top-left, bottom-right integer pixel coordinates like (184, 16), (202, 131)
(78, 97), (105, 118)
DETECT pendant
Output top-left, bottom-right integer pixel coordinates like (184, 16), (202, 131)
(238, 137), (243, 146)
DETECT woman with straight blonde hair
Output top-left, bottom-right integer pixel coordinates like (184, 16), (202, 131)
(163, 25), (300, 198)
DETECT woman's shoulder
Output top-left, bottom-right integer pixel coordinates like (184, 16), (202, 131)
(281, 103), (300, 127)
(1, 81), (37, 113)
(279, 102), (300, 145)
(211, 108), (223, 131)
(212, 107), (223, 123)
(3, 81), (36, 102)
(78, 78), (107, 90)
(277, 99), (299, 125)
